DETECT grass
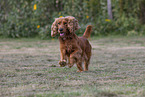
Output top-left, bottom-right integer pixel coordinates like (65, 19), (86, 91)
(0, 36), (145, 97)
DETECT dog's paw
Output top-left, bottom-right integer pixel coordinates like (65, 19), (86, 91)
(68, 65), (72, 68)
(59, 60), (67, 67)
(84, 69), (88, 71)
(77, 70), (83, 72)
(68, 64), (73, 68)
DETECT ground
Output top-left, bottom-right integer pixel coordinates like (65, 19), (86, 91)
(0, 36), (145, 97)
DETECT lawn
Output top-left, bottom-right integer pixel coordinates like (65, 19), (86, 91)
(0, 36), (145, 97)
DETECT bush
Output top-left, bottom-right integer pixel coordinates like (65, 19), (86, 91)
(0, 0), (144, 38)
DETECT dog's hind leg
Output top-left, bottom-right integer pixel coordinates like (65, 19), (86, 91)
(84, 59), (90, 71)
(84, 52), (91, 71)
(68, 49), (84, 72)
(76, 61), (83, 72)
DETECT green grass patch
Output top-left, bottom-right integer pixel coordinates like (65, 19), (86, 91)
(0, 36), (145, 97)
(36, 91), (81, 97)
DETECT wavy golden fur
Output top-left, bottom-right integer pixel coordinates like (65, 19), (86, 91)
(51, 16), (92, 72)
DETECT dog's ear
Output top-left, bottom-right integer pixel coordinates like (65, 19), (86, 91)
(51, 18), (59, 37)
(66, 16), (80, 33)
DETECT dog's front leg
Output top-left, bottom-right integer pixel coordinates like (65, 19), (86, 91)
(59, 49), (67, 67)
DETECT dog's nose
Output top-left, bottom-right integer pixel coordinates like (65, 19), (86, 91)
(59, 28), (63, 32)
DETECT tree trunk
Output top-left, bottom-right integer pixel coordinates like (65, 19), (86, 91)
(119, 0), (123, 16)
(107, 0), (113, 20)
(139, 0), (145, 24)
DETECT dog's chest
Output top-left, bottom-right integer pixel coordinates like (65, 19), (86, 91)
(65, 41), (75, 54)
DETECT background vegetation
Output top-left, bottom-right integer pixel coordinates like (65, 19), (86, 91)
(0, 0), (145, 38)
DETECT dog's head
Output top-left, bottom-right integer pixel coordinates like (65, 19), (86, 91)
(51, 16), (80, 37)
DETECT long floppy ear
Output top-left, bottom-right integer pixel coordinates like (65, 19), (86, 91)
(51, 18), (59, 37)
(65, 16), (80, 33)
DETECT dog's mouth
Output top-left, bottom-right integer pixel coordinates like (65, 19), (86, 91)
(60, 32), (65, 36)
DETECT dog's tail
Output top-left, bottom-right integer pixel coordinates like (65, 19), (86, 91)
(83, 25), (92, 39)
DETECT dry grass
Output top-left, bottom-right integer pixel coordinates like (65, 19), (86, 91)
(0, 36), (145, 97)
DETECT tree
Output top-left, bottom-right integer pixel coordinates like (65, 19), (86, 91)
(139, 0), (145, 24)
(107, 0), (113, 19)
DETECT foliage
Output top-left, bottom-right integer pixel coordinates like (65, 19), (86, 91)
(0, 0), (144, 38)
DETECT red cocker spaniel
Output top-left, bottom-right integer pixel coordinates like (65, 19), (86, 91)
(51, 16), (92, 72)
